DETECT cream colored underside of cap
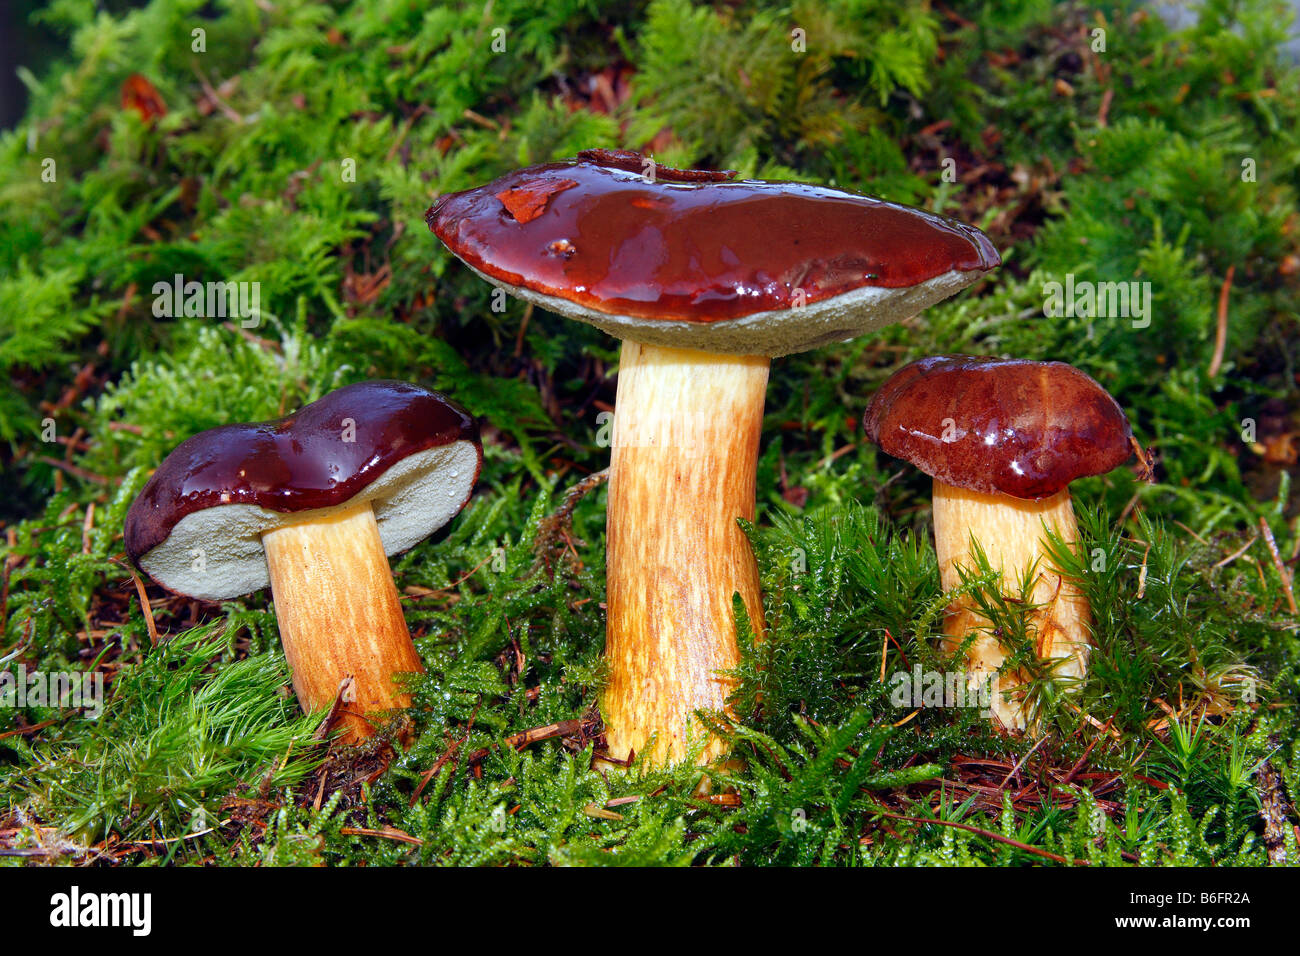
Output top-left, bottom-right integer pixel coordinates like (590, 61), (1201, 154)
(138, 440), (479, 601)
(473, 265), (984, 357)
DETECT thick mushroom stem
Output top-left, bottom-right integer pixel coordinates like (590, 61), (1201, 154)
(931, 479), (1091, 731)
(603, 340), (769, 766)
(261, 498), (424, 743)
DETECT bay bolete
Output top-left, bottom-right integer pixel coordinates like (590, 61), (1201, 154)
(124, 381), (481, 742)
(429, 149), (999, 765)
(863, 355), (1148, 729)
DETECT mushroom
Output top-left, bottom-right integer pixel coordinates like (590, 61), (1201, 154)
(863, 355), (1148, 730)
(124, 380), (481, 742)
(428, 149), (999, 765)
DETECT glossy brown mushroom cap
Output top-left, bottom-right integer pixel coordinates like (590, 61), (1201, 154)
(428, 150), (1000, 356)
(863, 355), (1135, 499)
(124, 380), (482, 600)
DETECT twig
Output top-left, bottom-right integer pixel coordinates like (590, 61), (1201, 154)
(872, 808), (1093, 865)
(1060, 699), (1122, 739)
(533, 468), (610, 570)
(193, 64), (244, 123)
(0, 609), (33, 665)
(1117, 489), (1142, 526)
(1212, 532), (1259, 569)
(0, 528), (20, 626)
(1207, 265), (1234, 379)
(36, 457), (109, 486)
(81, 502), (95, 555)
(816, 443), (858, 470)
(503, 719), (584, 750)
(1058, 719), (1111, 786)
(1097, 87), (1114, 127)
(461, 108), (499, 131)
(605, 795), (643, 808)
(312, 678), (355, 741)
(221, 322), (279, 351)
(339, 826), (423, 847)
(551, 468), (609, 525)
(127, 569), (159, 646)
(466, 716), (593, 765)
(383, 105), (431, 164)
(998, 735), (1048, 790)
(129, 823), (229, 846)
(0, 717), (61, 740)
(410, 739), (461, 807)
(1172, 520), (1208, 547)
(410, 706), (479, 806)
(514, 302), (534, 358)
(1136, 541), (1151, 599)
(405, 550), (496, 599)
(1258, 517), (1297, 614)
(883, 626), (909, 671)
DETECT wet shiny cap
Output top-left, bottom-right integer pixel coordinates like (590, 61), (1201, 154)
(124, 381), (482, 601)
(863, 355), (1136, 499)
(428, 149), (1000, 357)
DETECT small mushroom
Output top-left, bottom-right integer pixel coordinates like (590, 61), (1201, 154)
(124, 381), (481, 743)
(429, 149), (998, 765)
(864, 355), (1147, 730)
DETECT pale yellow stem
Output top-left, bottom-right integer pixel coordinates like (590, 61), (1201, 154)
(603, 340), (769, 766)
(262, 498), (424, 743)
(932, 479), (1091, 731)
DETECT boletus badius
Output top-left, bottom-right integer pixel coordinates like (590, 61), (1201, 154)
(124, 381), (481, 743)
(864, 355), (1150, 730)
(429, 149), (999, 766)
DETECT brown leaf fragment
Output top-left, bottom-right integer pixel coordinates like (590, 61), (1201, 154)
(496, 178), (578, 223)
(121, 73), (167, 122)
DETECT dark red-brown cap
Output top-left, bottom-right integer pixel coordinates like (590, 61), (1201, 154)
(428, 149), (1000, 357)
(863, 355), (1136, 500)
(124, 381), (481, 601)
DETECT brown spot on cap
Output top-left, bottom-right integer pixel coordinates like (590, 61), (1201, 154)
(495, 177), (577, 224)
(863, 355), (1135, 499)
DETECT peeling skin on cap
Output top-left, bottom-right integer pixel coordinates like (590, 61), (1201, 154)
(124, 381), (482, 601)
(863, 355), (1135, 500)
(428, 151), (1000, 357)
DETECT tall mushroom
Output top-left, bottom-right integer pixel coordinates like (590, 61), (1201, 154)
(124, 380), (481, 743)
(863, 355), (1147, 730)
(429, 149), (999, 765)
